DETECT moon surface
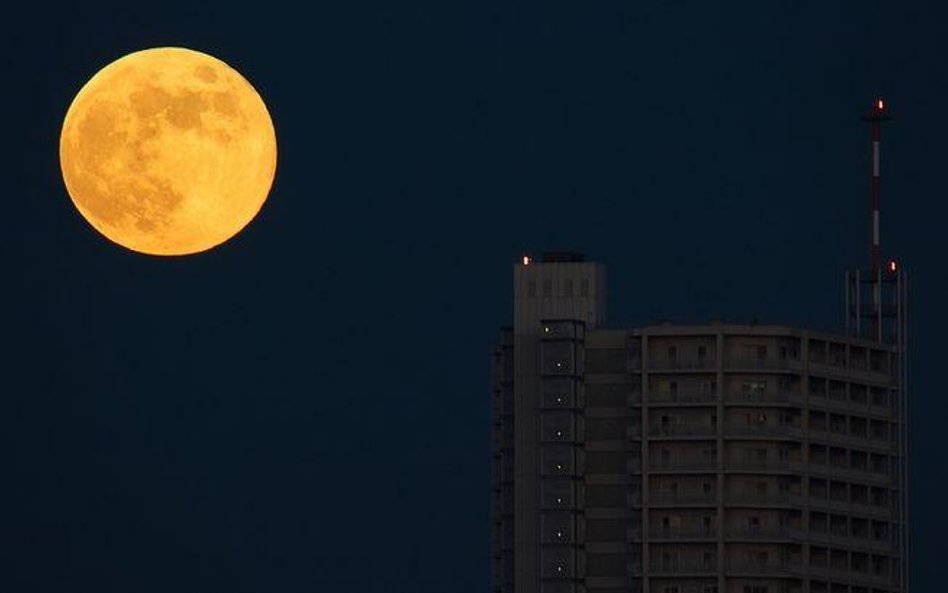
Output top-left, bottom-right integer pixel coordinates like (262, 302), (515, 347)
(60, 47), (277, 255)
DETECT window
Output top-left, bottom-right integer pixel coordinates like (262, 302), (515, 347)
(527, 281), (536, 297)
(668, 346), (678, 361)
(757, 345), (767, 359)
(698, 345), (707, 360)
(742, 381), (766, 395)
(579, 278), (589, 296)
(563, 279), (573, 297)
(703, 551), (713, 568)
(542, 279), (552, 296)
(749, 516), (760, 532)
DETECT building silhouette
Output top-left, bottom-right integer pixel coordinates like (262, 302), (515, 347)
(490, 252), (908, 593)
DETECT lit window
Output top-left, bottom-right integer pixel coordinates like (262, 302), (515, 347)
(555, 431), (563, 437)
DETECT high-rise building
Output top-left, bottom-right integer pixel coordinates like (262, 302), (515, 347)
(490, 252), (908, 593)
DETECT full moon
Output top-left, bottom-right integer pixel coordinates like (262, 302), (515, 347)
(60, 47), (277, 255)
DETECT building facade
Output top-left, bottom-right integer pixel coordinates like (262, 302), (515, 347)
(490, 253), (908, 593)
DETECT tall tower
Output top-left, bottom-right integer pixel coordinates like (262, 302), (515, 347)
(491, 252), (607, 593)
(846, 98), (910, 593)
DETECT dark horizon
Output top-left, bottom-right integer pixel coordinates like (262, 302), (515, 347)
(2, 1), (944, 591)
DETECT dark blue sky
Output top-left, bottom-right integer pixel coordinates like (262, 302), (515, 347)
(2, 1), (944, 591)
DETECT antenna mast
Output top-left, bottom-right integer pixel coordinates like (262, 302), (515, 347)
(861, 98), (891, 340)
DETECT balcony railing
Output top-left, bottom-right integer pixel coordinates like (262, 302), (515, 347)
(808, 460), (891, 481)
(649, 358), (717, 370)
(808, 496), (893, 517)
(649, 424), (717, 438)
(801, 529), (897, 552)
(723, 459), (801, 472)
(649, 458), (718, 471)
(725, 526), (793, 539)
(725, 491), (798, 505)
(648, 390), (716, 404)
(649, 525), (717, 539)
(725, 390), (802, 405)
(650, 561), (718, 574)
(724, 357), (802, 371)
(649, 491), (717, 505)
(726, 561), (797, 575)
(723, 424), (802, 439)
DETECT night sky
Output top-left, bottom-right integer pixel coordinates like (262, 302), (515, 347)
(2, 1), (945, 591)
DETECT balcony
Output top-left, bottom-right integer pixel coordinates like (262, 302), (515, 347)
(648, 424), (717, 438)
(649, 525), (717, 540)
(649, 491), (717, 506)
(649, 358), (717, 371)
(725, 491), (800, 506)
(808, 496), (893, 518)
(725, 525), (793, 540)
(724, 357), (802, 371)
(726, 390), (802, 405)
(809, 427), (897, 452)
(808, 461), (892, 483)
(724, 424), (802, 439)
(648, 390), (716, 405)
(806, 563), (896, 586)
(723, 459), (800, 473)
(726, 560), (797, 575)
(649, 458), (718, 472)
(649, 561), (718, 574)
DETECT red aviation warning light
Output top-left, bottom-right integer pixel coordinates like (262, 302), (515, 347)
(877, 98), (885, 111)
(522, 255), (531, 266)
(888, 259), (898, 274)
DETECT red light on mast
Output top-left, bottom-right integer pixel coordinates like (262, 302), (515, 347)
(888, 259), (898, 273)
(522, 255), (531, 266)
(877, 98), (885, 111)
